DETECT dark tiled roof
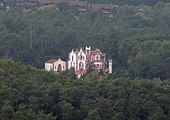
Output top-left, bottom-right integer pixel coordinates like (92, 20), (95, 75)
(45, 59), (57, 63)
(90, 4), (113, 10)
(38, 0), (74, 4)
(16, 0), (38, 2)
(38, 0), (54, 4)
(29, 0), (38, 2)
(16, 0), (26, 2)
(77, 1), (87, 7)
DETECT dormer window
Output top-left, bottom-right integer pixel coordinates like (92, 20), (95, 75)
(80, 55), (83, 60)
(95, 54), (100, 61)
(79, 52), (84, 60)
(79, 62), (83, 69)
(96, 56), (99, 60)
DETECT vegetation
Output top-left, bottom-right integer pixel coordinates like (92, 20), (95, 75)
(81, 0), (170, 6)
(0, 59), (170, 119)
(0, 2), (170, 119)
(0, 2), (170, 79)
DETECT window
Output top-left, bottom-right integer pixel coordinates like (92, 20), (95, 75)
(91, 56), (93, 59)
(80, 52), (84, 60)
(95, 54), (100, 61)
(96, 64), (100, 69)
(58, 64), (62, 72)
(79, 62), (83, 69)
(50, 66), (53, 70)
(96, 56), (99, 60)
(80, 55), (83, 60)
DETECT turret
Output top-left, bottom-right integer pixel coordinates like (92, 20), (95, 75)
(108, 59), (112, 74)
(85, 46), (91, 54)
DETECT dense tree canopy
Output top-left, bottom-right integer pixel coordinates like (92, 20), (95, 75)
(81, 0), (170, 6)
(0, 2), (170, 79)
(0, 59), (170, 119)
(1, 1), (170, 119)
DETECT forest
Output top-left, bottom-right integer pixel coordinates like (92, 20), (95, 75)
(81, 0), (170, 6)
(0, 1), (170, 119)
(0, 59), (170, 119)
(0, 2), (170, 79)
(2, 0), (170, 6)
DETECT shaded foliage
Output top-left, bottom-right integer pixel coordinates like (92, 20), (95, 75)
(0, 3), (170, 80)
(0, 59), (170, 119)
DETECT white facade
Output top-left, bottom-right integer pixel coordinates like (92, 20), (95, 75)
(68, 46), (111, 77)
(93, 61), (103, 69)
(45, 46), (113, 77)
(45, 58), (67, 72)
(53, 58), (67, 72)
(109, 59), (112, 73)
(68, 50), (77, 69)
(77, 48), (86, 70)
(45, 63), (53, 71)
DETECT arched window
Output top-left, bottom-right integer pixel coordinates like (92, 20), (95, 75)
(72, 56), (74, 61)
(97, 64), (99, 68)
(80, 55), (83, 60)
(79, 62), (83, 69)
(96, 56), (99, 60)
(58, 64), (62, 72)
(95, 54), (100, 61)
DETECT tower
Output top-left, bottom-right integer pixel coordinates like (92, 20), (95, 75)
(108, 59), (112, 74)
(68, 49), (76, 69)
(85, 46), (91, 54)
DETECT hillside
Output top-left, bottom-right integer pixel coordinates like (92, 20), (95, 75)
(0, 2), (170, 79)
(1, 0), (170, 119)
(82, 0), (170, 6)
(0, 59), (170, 119)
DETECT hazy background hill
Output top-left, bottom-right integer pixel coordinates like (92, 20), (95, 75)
(81, 0), (170, 5)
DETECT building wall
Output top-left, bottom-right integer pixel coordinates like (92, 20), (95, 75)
(53, 59), (67, 72)
(45, 47), (112, 77)
(109, 59), (112, 73)
(68, 47), (109, 77)
(77, 49), (86, 70)
(68, 50), (77, 69)
(45, 63), (53, 71)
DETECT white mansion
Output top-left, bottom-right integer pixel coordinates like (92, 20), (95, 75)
(45, 46), (112, 78)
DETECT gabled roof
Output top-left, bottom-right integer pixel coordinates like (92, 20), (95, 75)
(69, 47), (106, 56)
(16, 0), (25, 2)
(90, 4), (113, 10)
(68, 1), (88, 7)
(38, 0), (54, 4)
(77, 1), (87, 7)
(29, 0), (38, 2)
(45, 58), (66, 63)
(90, 49), (106, 56)
(45, 59), (57, 63)
(90, 50), (97, 55)
(16, 0), (38, 2)
(38, 0), (74, 4)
